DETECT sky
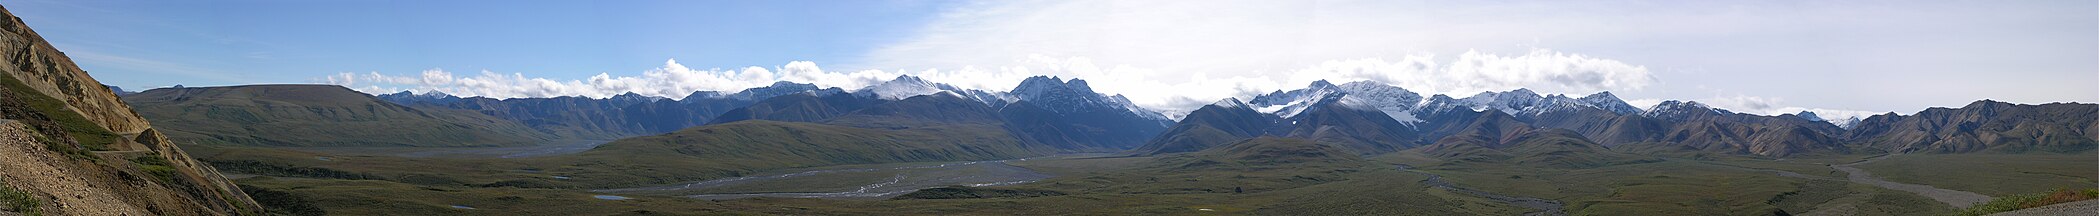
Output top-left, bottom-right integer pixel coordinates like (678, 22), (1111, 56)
(7, 0), (2096, 120)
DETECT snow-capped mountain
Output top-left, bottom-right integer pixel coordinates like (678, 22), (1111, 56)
(1787, 110), (1863, 129)
(1457, 88), (1547, 114)
(1514, 94), (1593, 117)
(1337, 81), (1425, 122)
(1212, 97), (1250, 109)
(855, 75), (1013, 105)
(1246, 80), (1428, 122)
(1640, 100), (1732, 121)
(858, 75), (948, 100)
(715, 81), (844, 101)
(1576, 92), (1644, 115)
(608, 92), (668, 104)
(1009, 76), (1169, 121)
(679, 91), (725, 102)
(1793, 111), (1826, 122)
(1408, 88), (1645, 120)
(1248, 80), (1348, 118)
(375, 90), (463, 105)
(1831, 116), (1862, 129)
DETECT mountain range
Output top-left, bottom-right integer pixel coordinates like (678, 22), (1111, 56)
(129, 75), (1174, 155)
(118, 72), (2095, 159)
(1146, 80), (2093, 158)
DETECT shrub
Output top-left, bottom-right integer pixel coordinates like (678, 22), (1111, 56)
(1956, 188), (2099, 216)
(0, 179), (42, 216)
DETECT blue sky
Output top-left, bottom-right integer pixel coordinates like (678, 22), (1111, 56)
(7, 0), (953, 88)
(6, 0), (2095, 120)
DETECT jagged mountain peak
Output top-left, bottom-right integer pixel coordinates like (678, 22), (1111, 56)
(1543, 94), (1573, 100)
(1426, 94), (1456, 102)
(1213, 97), (1249, 109)
(680, 90), (724, 101)
(860, 75), (952, 100)
(1649, 100), (1708, 110)
(375, 89), (464, 105)
(610, 92), (666, 102)
(1794, 111), (1826, 122)
(1640, 100), (1727, 120)
(1576, 91), (1643, 115)
(1449, 88), (1546, 115)
(1580, 91), (1619, 100)
(721, 81), (835, 101)
(1067, 79), (1093, 91)
(1963, 99), (2010, 109)
(1334, 81), (1422, 105)
(1832, 116), (1863, 129)
(1007, 76), (1167, 121)
(378, 89), (451, 97)
(1014, 76), (1095, 94)
(1507, 88), (1538, 96)
(891, 74), (929, 83)
(1249, 81), (1350, 118)
(1308, 79), (1338, 88)
(765, 80), (807, 88)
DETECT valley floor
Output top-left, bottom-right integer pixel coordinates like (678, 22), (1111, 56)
(200, 143), (2096, 215)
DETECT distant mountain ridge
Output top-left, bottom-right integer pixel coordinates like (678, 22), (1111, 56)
(1154, 80), (2092, 157)
(124, 74), (2095, 158)
(137, 75), (1176, 154)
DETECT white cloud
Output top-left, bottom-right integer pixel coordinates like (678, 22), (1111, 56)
(319, 0), (2087, 117)
(842, 0), (2099, 115)
(840, 0), (1681, 111)
(320, 46), (1655, 115)
(1285, 49), (1654, 98)
(323, 59), (894, 99)
(1683, 95), (1885, 121)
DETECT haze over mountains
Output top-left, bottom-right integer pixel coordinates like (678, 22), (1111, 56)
(115, 71), (2096, 159)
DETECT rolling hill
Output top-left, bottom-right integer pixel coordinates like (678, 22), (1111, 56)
(123, 85), (557, 147)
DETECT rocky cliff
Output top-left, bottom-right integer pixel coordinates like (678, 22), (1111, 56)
(0, 4), (261, 215)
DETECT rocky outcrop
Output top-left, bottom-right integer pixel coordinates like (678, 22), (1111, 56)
(0, 4), (260, 215)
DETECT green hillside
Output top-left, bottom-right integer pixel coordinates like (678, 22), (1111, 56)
(123, 85), (556, 147)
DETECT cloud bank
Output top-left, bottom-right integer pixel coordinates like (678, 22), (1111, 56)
(323, 0), (2074, 118)
(328, 60), (896, 99)
(323, 47), (1657, 113)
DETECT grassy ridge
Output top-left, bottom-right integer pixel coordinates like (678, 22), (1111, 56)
(123, 85), (556, 147)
